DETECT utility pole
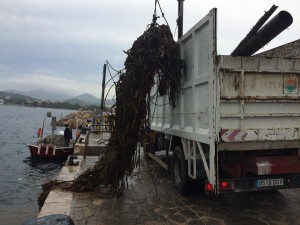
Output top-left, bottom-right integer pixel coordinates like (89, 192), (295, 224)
(177, 0), (184, 39)
(100, 64), (107, 116)
(92, 63), (106, 131)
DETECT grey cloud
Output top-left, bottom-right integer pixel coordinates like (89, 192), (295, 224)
(0, 0), (299, 97)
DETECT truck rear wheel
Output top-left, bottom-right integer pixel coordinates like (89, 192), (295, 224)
(172, 146), (189, 194)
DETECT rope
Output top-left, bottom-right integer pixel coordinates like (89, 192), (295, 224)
(156, 0), (169, 27)
(152, 0), (169, 28)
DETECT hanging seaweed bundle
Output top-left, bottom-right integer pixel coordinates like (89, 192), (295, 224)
(40, 23), (182, 198)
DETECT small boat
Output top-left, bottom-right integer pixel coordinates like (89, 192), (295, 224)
(27, 112), (74, 159)
(27, 137), (74, 159)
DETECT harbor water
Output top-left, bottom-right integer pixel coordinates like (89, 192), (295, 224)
(0, 105), (77, 225)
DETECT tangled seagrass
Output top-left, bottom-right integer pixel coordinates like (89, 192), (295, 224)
(39, 24), (183, 208)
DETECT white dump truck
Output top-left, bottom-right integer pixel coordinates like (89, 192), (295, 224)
(147, 8), (300, 194)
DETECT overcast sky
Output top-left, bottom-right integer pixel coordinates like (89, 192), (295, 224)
(0, 0), (299, 99)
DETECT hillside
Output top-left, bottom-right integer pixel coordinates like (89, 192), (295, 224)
(6, 89), (71, 101)
(72, 93), (101, 105)
(0, 91), (38, 101)
(2, 90), (114, 107)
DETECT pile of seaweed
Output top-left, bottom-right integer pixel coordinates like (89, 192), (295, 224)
(39, 23), (182, 206)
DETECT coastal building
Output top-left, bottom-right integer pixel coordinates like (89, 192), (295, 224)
(0, 99), (4, 105)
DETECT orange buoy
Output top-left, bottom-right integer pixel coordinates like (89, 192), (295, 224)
(37, 128), (43, 138)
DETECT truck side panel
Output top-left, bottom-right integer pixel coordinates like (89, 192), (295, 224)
(149, 8), (218, 189)
(150, 8), (217, 145)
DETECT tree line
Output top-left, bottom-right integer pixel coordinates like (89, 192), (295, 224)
(3, 98), (98, 111)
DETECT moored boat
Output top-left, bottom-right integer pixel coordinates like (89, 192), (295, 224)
(28, 136), (74, 159)
(28, 143), (73, 158)
(27, 112), (74, 159)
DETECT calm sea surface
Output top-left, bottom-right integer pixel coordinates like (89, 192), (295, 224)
(0, 105), (77, 225)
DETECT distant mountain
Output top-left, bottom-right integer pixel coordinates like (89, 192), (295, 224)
(3, 89), (114, 106)
(0, 91), (37, 101)
(74, 94), (101, 105)
(6, 89), (71, 101)
(28, 89), (72, 101)
(65, 94), (115, 106)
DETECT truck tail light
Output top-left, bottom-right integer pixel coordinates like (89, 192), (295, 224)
(205, 182), (214, 192)
(219, 181), (235, 191)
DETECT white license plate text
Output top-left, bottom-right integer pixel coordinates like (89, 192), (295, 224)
(256, 178), (284, 187)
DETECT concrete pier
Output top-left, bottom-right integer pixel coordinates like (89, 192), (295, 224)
(74, 132), (110, 156)
(38, 131), (106, 219)
(38, 156), (97, 218)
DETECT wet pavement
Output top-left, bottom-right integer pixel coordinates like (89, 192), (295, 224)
(63, 155), (300, 225)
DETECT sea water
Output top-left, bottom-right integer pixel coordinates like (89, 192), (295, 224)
(0, 105), (77, 225)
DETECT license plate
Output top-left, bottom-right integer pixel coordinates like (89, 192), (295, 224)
(256, 178), (284, 187)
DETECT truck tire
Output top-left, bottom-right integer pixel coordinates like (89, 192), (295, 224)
(172, 146), (189, 194)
